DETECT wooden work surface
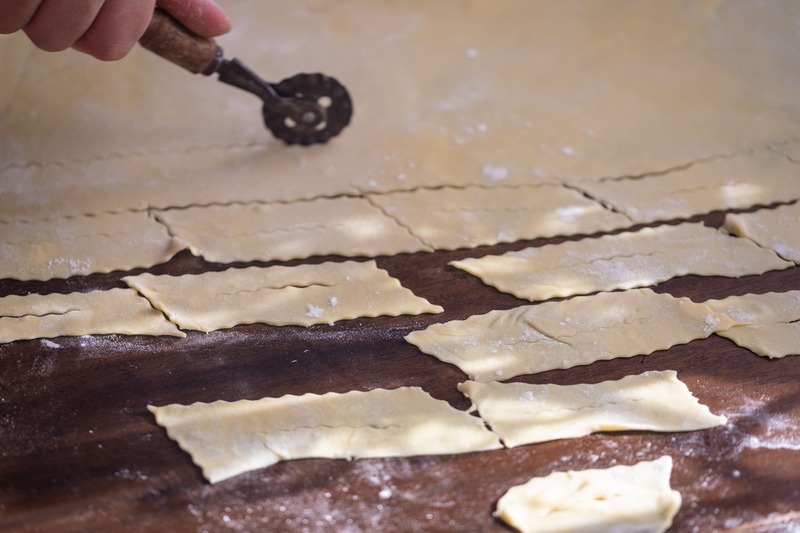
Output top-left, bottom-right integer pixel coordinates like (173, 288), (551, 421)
(2, 211), (799, 533)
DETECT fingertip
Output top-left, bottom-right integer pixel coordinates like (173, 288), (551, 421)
(158, 0), (232, 37)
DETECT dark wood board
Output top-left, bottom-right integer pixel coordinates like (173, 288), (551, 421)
(1, 211), (799, 532)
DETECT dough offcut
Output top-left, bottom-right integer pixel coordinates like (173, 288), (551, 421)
(495, 456), (681, 533)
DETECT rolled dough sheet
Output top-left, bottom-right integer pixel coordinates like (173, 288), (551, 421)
(0, 288), (185, 343)
(704, 291), (800, 358)
(3, 1), (800, 219)
(0, 211), (185, 281)
(367, 184), (632, 250)
(723, 202), (800, 264)
(495, 456), (681, 533)
(154, 196), (431, 264)
(574, 149), (800, 224)
(458, 370), (726, 447)
(450, 223), (793, 302)
(770, 138), (800, 163)
(148, 386), (502, 484)
(123, 260), (443, 332)
(405, 288), (734, 382)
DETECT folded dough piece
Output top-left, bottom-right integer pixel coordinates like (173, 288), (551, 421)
(723, 202), (800, 264)
(458, 371), (726, 447)
(368, 184), (631, 250)
(155, 196), (431, 264)
(450, 223), (793, 301)
(705, 291), (800, 358)
(148, 387), (502, 483)
(0, 211), (185, 281)
(124, 260), (443, 331)
(0, 288), (185, 343)
(576, 149), (800, 224)
(405, 288), (735, 381)
(495, 456), (681, 533)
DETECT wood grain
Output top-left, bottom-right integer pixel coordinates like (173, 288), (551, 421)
(1, 212), (799, 533)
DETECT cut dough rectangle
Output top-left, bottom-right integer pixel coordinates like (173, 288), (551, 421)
(576, 149), (800, 224)
(458, 370), (726, 447)
(450, 222), (793, 302)
(495, 456), (681, 533)
(148, 386), (502, 484)
(0, 288), (185, 343)
(405, 288), (734, 381)
(123, 260), (443, 332)
(154, 196), (431, 264)
(367, 184), (632, 251)
(723, 202), (800, 264)
(705, 291), (800, 359)
(0, 211), (185, 281)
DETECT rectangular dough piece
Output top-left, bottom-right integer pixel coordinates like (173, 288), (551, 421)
(367, 184), (632, 251)
(0, 288), (185, 343)
(458, 370), (727, 447)
(495, 456), (681, 533)
(154, 196), (431, 264)
(575, 149), (800, 224)
(0, 211), (185, 281)
(704, 291), (800, 359)
(405, 288), (735, 382)
(723, 202), (800, 264)
(450, 222), (793, 302)
(123, 260), (443, 332)
(148, 386), (502, 484)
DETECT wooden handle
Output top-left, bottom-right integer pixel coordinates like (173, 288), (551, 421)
(139, 9), (221, 75)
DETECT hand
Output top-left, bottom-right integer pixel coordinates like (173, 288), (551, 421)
(0, 0), (230, 61)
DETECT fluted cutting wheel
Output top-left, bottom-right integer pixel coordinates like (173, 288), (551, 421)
(262, 73), (353, 145)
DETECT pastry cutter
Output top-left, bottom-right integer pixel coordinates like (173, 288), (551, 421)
(138, 8), (353, 145)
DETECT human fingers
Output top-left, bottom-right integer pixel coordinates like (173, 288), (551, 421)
(21, 0), (105, 52)
(0, 0), (42, 35)
(72, 0), (157, 61)
(156, 0), (230, 38)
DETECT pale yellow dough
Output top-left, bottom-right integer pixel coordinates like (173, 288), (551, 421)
(155, 196), (431, 263)
(705, 291), (800, 358)
(0, 211), (185, 281)
(723, 202), (800, 264)
(148, 387), (502, 484)
(576, 149), (800, 224)
(450, 223), (793, 302)
(0, 288), (185, 343)
(771, 139), (800, 163)
(458, 371), (726, 447)
(495, 456), (681, 533)
(3, 1), (800, 220)
(405, 289), (734, 382)
(367, 184), (631, 250)
(124, 260), (442, 332)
